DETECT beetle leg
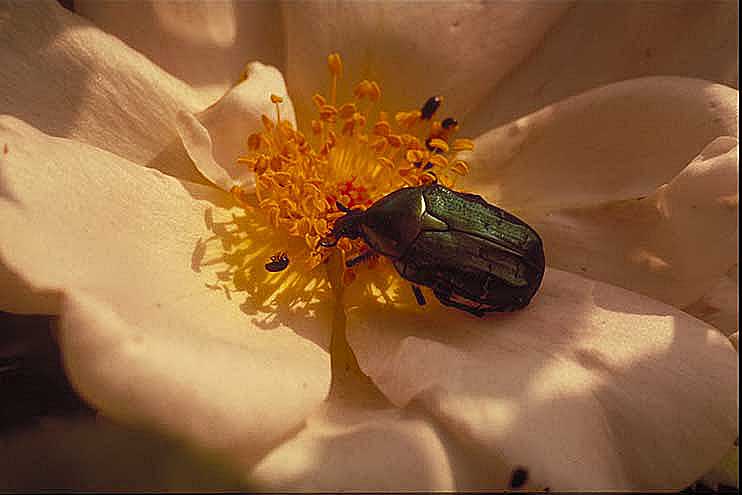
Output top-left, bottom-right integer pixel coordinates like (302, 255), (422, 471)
(346, 250), (376, 268)
(411, 285), (426, 306)
(433, 288), (485, 317)
(477, 303), (520, 313)
(318, 237), (338, 248)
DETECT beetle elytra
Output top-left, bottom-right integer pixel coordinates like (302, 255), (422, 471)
(320, 183), (545, 317)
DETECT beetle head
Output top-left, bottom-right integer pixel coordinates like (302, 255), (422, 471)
(318, 204), (366, 248)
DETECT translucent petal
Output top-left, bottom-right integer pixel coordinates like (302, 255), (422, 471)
(345, 268), (738, 490)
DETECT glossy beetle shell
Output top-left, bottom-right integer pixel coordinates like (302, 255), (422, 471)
(337, 184), (545, 316)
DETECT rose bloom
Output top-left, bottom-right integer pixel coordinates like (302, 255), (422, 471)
(0, 0), (738, 491)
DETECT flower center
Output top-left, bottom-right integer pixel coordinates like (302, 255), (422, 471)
(235, 53), (474, 284)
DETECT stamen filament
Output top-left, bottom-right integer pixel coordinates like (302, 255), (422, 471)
(235, 52), (474, 278)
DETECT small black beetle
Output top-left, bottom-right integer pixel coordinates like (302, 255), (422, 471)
(265, 252), (290, 272)
(320, 183), (545, 316)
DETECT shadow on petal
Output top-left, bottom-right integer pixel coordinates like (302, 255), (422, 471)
(189, 201), (333, 351)
(250, 401), (456, 491)
(344, 268), (737, 489)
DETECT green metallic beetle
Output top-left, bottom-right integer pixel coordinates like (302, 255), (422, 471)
(320, 182), (545, 317)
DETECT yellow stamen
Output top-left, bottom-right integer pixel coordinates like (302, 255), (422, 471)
(373, 121), (391, 136)
(261, 114), (274, 131)
(368, 81), (381, 101)
(428, 154), (449, 168)
(320, 104), (339, 122)
(451, 160), (470, 175)
(270, 93), (283, 123)
(234, 52), (476, 276)
(327, 53), (342, 105)
(353, 80), (370, 99)
(405, 149), (424, 164)
(452, 138), (475, 152)
(247, 133), (262, 151)
(387, 134), (403, 147)
(428, 138), (449, 153)
(312, 94), (327, 108)
(338, 103), (357, 118)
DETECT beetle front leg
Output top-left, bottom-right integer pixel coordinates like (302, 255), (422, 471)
(346, 250), (376, 268)
(411, 285), (426, 306)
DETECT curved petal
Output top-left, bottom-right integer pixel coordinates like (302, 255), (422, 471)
(59, 291), (329, 465)
(465, 0), (738, 134)
(281, 1), (569, 126)
(521, 137), (738, 309)
(0, 0), (209, 182)
(176, 62), (295, 192)
(464, 77), (738, 211)
(75, 0), (285, 104)
(344, 268), (738, 490)
(684, 265), (738, 336)
(249, 400), (456, 491)
(251, 358), (526, 492)
(0, 117), (331, 457)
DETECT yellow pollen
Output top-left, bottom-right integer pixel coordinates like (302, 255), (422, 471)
(327, 53), (342, 105)
(235, 52), (475, 281)
(270, 93), (283, 123)
(327, 53), (343, 76)
(368, 81), (382, 101)
(452, 138), (475, 152)
(428, 138), (449, 153)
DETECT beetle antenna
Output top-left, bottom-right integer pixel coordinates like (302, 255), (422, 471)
(336, 201), (351, 213)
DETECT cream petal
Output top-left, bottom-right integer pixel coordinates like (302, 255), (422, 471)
(59, 291), (329, 465)
(465, 1), (738, 134)
(0, 117), (331, 456)
(249, 399), (457, 491)
(465, 77), (738, 211)
(0, 416), (244, 490)
(0, 0), (209, 182)
(684, 265), (738, 336)
(281, 1), (569, 126)
(345, 268), (738, 490)
(519, 137), (738, 309)
(250, 359), (520, 492)
(176, 62), (295, 192)
(75, 0), (285, 104)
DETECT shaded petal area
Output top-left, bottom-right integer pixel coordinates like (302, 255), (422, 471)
(282, 1), (568, 126)
(250, 400), (457, 491)
(684, 265), (738, 336)
(466, 0), (738, 134)
(465, 77), (737, 211)
(0, 0), (207, 182)
(76, 0), (285, 104)
(59, 292), (329, 465)
(0, 415), (245, 491)
(251, 357), (523, 492)
(523, 137), (738, 309)
(176, 62), (295, 192)
(0, 117), (331, 458)
(345, 268), (738, 490)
